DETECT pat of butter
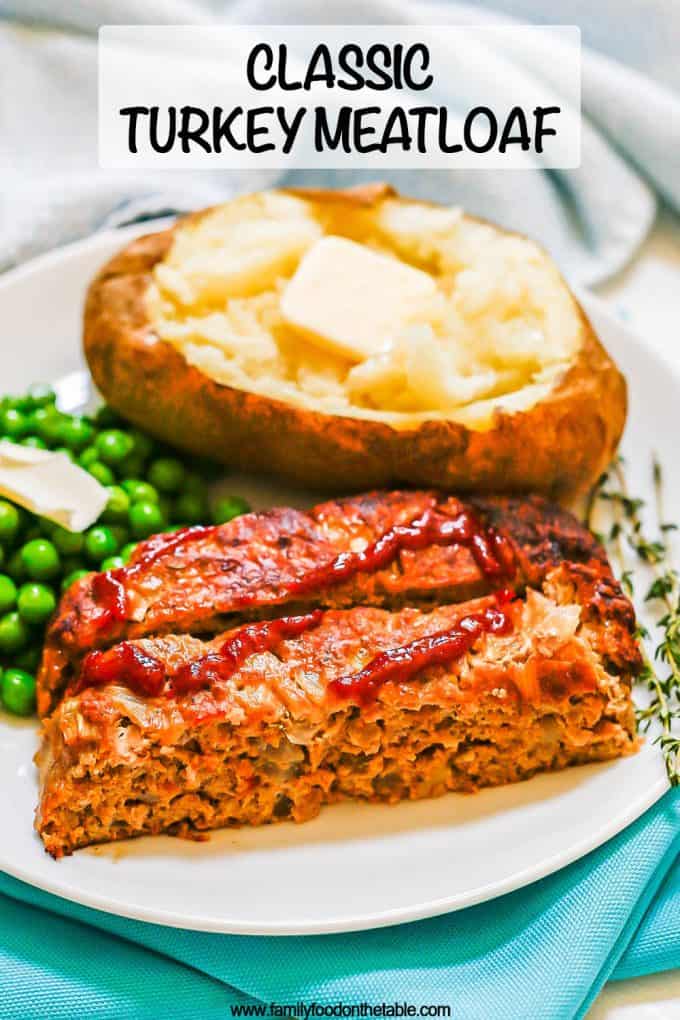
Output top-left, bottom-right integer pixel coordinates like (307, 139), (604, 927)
(0, 440), (109, 532)
(280, 236), (438, 362)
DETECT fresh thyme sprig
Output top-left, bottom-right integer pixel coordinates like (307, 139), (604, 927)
(586, 457), (680, 785)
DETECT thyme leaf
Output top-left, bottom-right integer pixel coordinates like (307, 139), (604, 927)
(585, 457), (680, 786)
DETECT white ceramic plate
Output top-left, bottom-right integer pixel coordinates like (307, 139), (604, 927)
(0, 223), (673, 935)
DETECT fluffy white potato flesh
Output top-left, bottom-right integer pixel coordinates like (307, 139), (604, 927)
(155, 192), (323, 305)
(147, 190), (583, 428)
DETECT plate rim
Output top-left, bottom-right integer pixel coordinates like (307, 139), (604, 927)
(0, 224), (671, 935)
(2, 770), (667, 936)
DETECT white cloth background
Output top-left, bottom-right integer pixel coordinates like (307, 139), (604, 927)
(1, 0), (679, 284)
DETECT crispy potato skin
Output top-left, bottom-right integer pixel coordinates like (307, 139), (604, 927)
(83, 185), (627, 498)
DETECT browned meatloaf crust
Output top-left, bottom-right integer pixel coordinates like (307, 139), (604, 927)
(37, 490), (609, 715)
(35, 490), (641, 858)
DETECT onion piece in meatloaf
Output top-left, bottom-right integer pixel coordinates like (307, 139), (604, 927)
(35, 550), (641, 858)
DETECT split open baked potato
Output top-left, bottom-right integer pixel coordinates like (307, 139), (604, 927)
(84, 184), (626, 496)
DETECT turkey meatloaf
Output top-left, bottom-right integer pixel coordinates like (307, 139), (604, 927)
(38, 489), (613, 714)
(35, 491), (641, 857)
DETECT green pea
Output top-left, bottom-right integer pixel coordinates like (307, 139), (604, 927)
(14, 646), (42, 673)
(212, 495), (251, 525)
(0, 408), (29, 440)
(20, 435), (48, 450)
(148, 457), (185, 493)
(0, 574), (18, 613)
(9, 385), (48, 414)
(27, 407), (51, 432)
(3, 396), (26, 412)
(84, 526), (118, 564)
(117, 453), (146, 479)
(129, 501), (165, 539)
(182, 473), (209, 499)
(122, 479), (159, 504)
(6, 549), (26, 582)
(20, 539), (61, 581)
(102, 485), (131, 523)
(17, 582), (56, 625)
(28, 406), (63, 446)
(120, 542), (138, 563)
(78, 445), (100, 469)
(87, 462), (116, 486)
(108, 525), (130, 548)
(173, 492), (208, 524)
(96, 429), (135, 465)
(1, 668), (36, 716)
(131, 432), (155, 462)
(50, 525), (84, 556)
(62, 568), (91, 592)
(0, 501), (21, 545)
(100, 555), (125, 571)
(27, 384), (56, 408)
(0, 612), (29, 653)
(59, 415), (96, 451)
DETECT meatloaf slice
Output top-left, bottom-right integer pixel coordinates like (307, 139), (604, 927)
(37, 490), (605, 715)
(36, 560), (640, 858)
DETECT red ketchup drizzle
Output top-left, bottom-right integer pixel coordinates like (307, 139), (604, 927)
(71, 591), (518, 702)
(329, 588), (516, 704)
(91, 526), (215, 628)
(73, 643), (167, 698)
(282, 506), (515, 597)
(170, 611), (324, 695)
(90, 506), (514, 631)
(91, 571), (128, 625)
(81, 503), (517, 699)
(72, 611), (324, 699)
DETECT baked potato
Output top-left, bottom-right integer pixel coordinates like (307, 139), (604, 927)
(84, 184), (626, 497)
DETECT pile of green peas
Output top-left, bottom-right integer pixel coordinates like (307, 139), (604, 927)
(0, 386), (251, 717)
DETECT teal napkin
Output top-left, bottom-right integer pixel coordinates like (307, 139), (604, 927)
(1, 790), (678, 1020)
